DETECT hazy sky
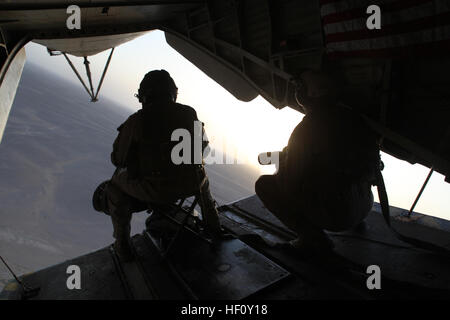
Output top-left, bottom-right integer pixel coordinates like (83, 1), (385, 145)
(24, 31), (449, 220)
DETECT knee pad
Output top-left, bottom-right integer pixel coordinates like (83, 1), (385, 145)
(93, 180), (133, 216)
(92, 180), (111, 215)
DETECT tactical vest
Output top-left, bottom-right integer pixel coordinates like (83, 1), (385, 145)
(129, 102), (200, 179)
(285, 106), (380, 189)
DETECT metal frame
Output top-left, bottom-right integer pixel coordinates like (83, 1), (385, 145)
(62, 48), (115, 102)
(0, 34), (30, 87)
(0, 1), (205, 11)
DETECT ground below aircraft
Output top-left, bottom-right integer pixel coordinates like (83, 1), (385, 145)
(0, 0), (449, 299)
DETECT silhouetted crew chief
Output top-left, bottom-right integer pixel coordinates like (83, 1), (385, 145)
(255, 70), (380, 254)
(105, 70), (221, 261)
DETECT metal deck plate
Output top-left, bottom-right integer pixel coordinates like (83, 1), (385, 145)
(0, 247), (127, 300)
(228, 195), (450, 294)
(159, 230), (290, 300)
(232, 196), (293, 233)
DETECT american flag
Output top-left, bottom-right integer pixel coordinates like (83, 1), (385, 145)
(319, 0), (450, 58)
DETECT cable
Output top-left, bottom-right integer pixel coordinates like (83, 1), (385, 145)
(0, 254), (40, 298)
(0, 255), (22, 285)
(408, 167), (433, 216)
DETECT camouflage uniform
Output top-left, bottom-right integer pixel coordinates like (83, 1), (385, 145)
(107, 100), (221, 258)
(255, 105), (378, 245)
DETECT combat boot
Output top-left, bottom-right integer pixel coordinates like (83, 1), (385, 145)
(111, 215), (134, 262)
(200, 200), (223, 235)
(198, 183), (222, 233)
(288, 229), (334, 257)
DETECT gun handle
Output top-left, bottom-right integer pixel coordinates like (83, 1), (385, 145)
(258, 151), (281, 165)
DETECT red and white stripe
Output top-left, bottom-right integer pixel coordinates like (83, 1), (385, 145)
(319, 0), (450, 58)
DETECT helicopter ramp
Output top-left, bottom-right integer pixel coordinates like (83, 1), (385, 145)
(1, 194), (450, 300)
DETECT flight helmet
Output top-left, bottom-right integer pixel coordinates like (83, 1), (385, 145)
(294, 70), (338, 113)
(136, 69), (178, 104)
